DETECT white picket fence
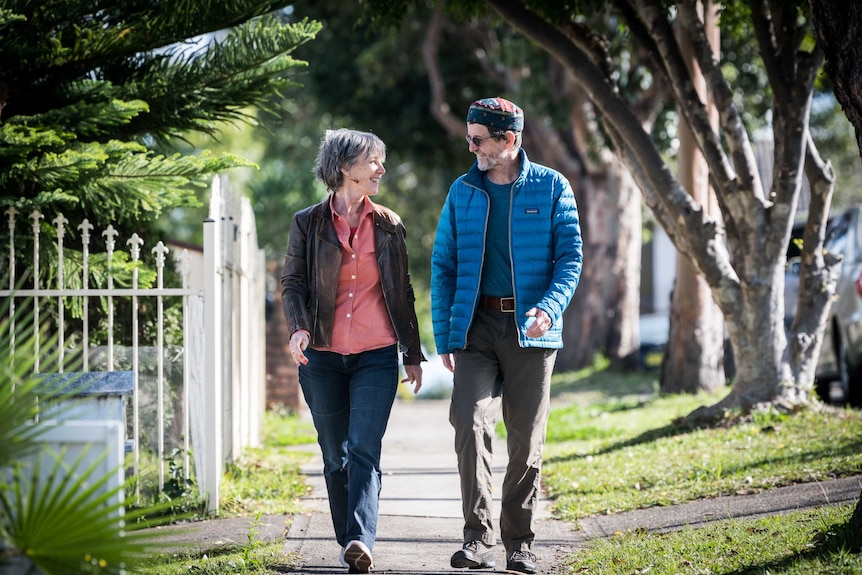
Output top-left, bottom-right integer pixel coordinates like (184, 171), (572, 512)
(0, 176), (266, 514)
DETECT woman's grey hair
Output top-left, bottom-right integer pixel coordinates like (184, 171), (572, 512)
(313, 129), (386, 191)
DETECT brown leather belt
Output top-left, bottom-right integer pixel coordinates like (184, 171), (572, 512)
(479, 295), (515, 312)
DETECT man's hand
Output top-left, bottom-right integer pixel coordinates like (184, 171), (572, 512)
(525, 308), (551, 338)
(441, 353), (455, 373)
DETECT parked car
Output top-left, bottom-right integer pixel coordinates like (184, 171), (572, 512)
(785, 206), (862, 406)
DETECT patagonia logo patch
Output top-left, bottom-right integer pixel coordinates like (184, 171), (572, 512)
(525, 208), (539, 214)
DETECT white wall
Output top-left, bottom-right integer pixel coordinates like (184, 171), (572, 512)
(651, 225), (677, 314)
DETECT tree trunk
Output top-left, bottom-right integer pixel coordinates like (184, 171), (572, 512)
(662, 1), (725, 394)
(809, 0), (862, 530)
(690, 272), (796, 420)
(560, 159), (642, 371)
(810, 0), (862, 162)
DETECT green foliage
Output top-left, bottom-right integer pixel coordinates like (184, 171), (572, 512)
(215, 411), (313, 517)
(570, 504), (862, 575)
(0, 1), (323, 375)
(545, 362), (862, 573)
(1, 445), (155, 574)
(263, 405), (318, 446)
(0, 297), (178, 574)
(550, 354), (658, 400)
(135, 447), (206, 521)
(118, 16), (321, 138)
(239, 512), (267, 571)
(139, 410), (311, 572)
(218, 446), (311, 517)
(0, 0), (321, 278)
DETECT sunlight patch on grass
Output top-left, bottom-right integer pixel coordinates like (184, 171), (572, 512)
(542, 366), (862, 522)
(218, 448), (312, 517)
(550, 356), (659, 403)
(218, 410), (316, 517)
(140, 541), (298, 574)
(567, 504), (862, 575)
(263, 406), (317, 446)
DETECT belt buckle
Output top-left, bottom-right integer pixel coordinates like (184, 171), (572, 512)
(500, 297), (515, 312)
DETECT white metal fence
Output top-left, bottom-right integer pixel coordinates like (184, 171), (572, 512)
(0, 176), (266, 514)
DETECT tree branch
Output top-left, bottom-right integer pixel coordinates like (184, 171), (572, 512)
(810, 0), (862, 161)
(649, 0), (763, 221)
(748, 1), (823, 264)
(486, 0), (736, 298)
(674, 0), (771, 276)
(787, 133), (841, 366)
(421, 1), (465, 136)
(614, 1), (672, 129)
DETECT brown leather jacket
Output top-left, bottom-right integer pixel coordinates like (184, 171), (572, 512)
(281, 198), (426, 366)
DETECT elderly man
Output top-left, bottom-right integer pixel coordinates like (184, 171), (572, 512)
(431, 97), (583, 574)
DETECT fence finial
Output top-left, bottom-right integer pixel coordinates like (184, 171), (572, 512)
(29, 210), (43, 231)
(102, 225), (119, 253)
(78, 219), (94, 244)
(127, 233), (144, 261)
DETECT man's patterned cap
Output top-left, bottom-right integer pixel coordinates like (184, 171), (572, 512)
(466, 97), (524, 132)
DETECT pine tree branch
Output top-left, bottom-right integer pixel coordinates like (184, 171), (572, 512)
(116, 17), (321, 138)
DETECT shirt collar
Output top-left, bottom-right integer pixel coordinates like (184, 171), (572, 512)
(328, 194), (375, 223)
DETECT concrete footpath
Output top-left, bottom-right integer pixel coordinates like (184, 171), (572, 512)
(158, 399), (862, 574)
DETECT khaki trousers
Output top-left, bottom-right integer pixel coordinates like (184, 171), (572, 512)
(449, 306), (557, 553)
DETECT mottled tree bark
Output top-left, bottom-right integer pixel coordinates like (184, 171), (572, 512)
(809, 0), (862, 534)
(810, 0), (862, 162)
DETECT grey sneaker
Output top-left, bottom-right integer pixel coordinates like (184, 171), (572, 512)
(450, 540), (495, 569)
(342, 540), (373, 573)
(506, 550), (537, 574)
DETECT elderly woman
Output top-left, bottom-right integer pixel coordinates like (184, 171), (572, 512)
(281, 128), (425, 573)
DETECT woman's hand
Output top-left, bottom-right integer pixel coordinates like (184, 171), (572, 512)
(402, 364), (423, 394)
(289, 330), (310, 366)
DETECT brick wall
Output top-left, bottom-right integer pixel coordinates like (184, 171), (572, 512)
(265, 263), (304, 413)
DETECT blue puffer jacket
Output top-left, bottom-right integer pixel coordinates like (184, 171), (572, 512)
(431, 149), (583, 354)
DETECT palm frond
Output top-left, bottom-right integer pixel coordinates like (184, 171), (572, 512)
(1, 445), (171, 574)
(0, 293), (183, 574)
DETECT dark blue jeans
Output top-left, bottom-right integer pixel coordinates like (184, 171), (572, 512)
(298, 344), (398, 551)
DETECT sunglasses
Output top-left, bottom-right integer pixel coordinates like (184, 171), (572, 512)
(465, 134), (495, 147)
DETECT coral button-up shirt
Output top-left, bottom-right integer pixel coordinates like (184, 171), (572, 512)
(318, 195), (397, 355)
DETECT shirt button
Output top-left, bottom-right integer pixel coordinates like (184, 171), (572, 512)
(346, 313), (351, 318)
(349, 293), (354, 298)
(351, 275), (356, 279)
(352, 253), (356, 259)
